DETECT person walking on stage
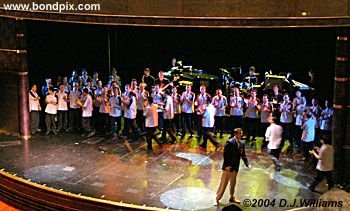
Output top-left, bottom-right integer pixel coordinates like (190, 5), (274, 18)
(265, 116), (283, 171)
(144, 96), (162, 152)
(216, 128), (251, 205)
(198, 97), (221, 151)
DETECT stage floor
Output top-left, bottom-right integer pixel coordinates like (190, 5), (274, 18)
(0, 132), (346, 210)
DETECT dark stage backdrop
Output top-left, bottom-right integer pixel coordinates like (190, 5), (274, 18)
(26, 21), (336, 100)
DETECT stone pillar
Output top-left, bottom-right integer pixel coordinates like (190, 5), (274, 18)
(333, 28), (350, 185)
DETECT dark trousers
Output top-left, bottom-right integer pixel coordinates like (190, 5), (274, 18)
(174, 113), (181, 132)
(69, 108), (81, 131)
(310, 170), (334, 190)
(314, 128), (321, 147)
(201, 127), (220, 148)
(146, 127), (161, 150)
(302, 141), (314, 160)
(230, 115), (243, 134)
(268, 148), (281, 167)
(162, 119), (177, 143)
(45, 113), (56, 132)
(158, 112), (163, 131)
(181, 113), (194, 136)
(245, 117), (258, 142)
(99, 113), (109, 133)
(281, 122), (293, 150)
(294, 126), (302, 147)
(136, 109), (145, 131)
(109, 116), (121, 136)
(82, 117), (92, 133)
(214, 116), (225, 136)
(57, 110), (68, 131)
(30, 111), (40, 133)
(196, 114), (203, 137)
(122, 117), (138, 138)
(93, 107), (100, 132)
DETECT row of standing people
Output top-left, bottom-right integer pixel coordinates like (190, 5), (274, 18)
(30, 69), (332, 151)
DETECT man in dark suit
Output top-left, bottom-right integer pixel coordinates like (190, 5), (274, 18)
(216, 128), (251, 205)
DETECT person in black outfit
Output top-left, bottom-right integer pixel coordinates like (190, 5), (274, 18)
(141, 68), (155, 93)
(216, 128), (251, 205)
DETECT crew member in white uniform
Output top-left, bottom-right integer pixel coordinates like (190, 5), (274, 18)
(229, 87), (244, 134)
(144, 96), (162, 151)
(161, 89), (177, 143)
(45, 87), (57, 135)
(69, 82), (82, 131)
(199, 98), (221, 151)
(122, 90), (138, 140)
(195, 85), (211, 139)
(56, 84), (69, 132)
(180, 84), (195, 139)
(29, 84), (41, 134)
(265, 116), (283, 171)
(212, 89), (227, 138)
(279, 93), (294, 152)
(109, 86), (122, 138)
(79, 88), (94, 138)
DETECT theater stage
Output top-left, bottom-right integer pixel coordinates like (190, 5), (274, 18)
(0, 133), (341, 210)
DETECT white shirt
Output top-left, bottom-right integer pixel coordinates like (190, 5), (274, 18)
(69, 89), (81, 109)
(280, 102), (293, 123)
(196, 93), (210, 115)
(301, 118), (316, 142)
(82, 94), (93, 117)
(163, 95), (174, 119)
(265, 123), (283, 149)
(152, 92), (163, 113)
(144, 104), (158, 128)
(137, 90), (148, 110)
(124, 96), (137, 119)
(245, 98), (259, 118)
(320, 108), (333, 131)
(260, 102), (273, 123)
(202, 104), (215, 128)
(56, 91), (68, 111)
(181, 91), (195, 113)
(230, 96), (244, 116)
(213, 95), (227, 117)
(172, 93), (181, 114)
(316, 144), (334, 171)
(45, 94), (57, 114)
(295, 104), (306, 126)
(29, 90), (40, 111)
(109, 96), (122, 117)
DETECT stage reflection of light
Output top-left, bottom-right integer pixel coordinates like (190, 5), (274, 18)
(160, 187), (215, 210)
(272, 171), (307, 190)
(175, 153), (212, 166)
(24, 165), (76, 183)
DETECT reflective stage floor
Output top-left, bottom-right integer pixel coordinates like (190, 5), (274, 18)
(0, 133), (349, 210)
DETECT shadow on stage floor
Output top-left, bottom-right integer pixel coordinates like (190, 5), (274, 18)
(0, 132), (342, 210)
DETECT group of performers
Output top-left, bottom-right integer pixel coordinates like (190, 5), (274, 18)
(29, 66), (333, 153)
(28, 64), (335, 204)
